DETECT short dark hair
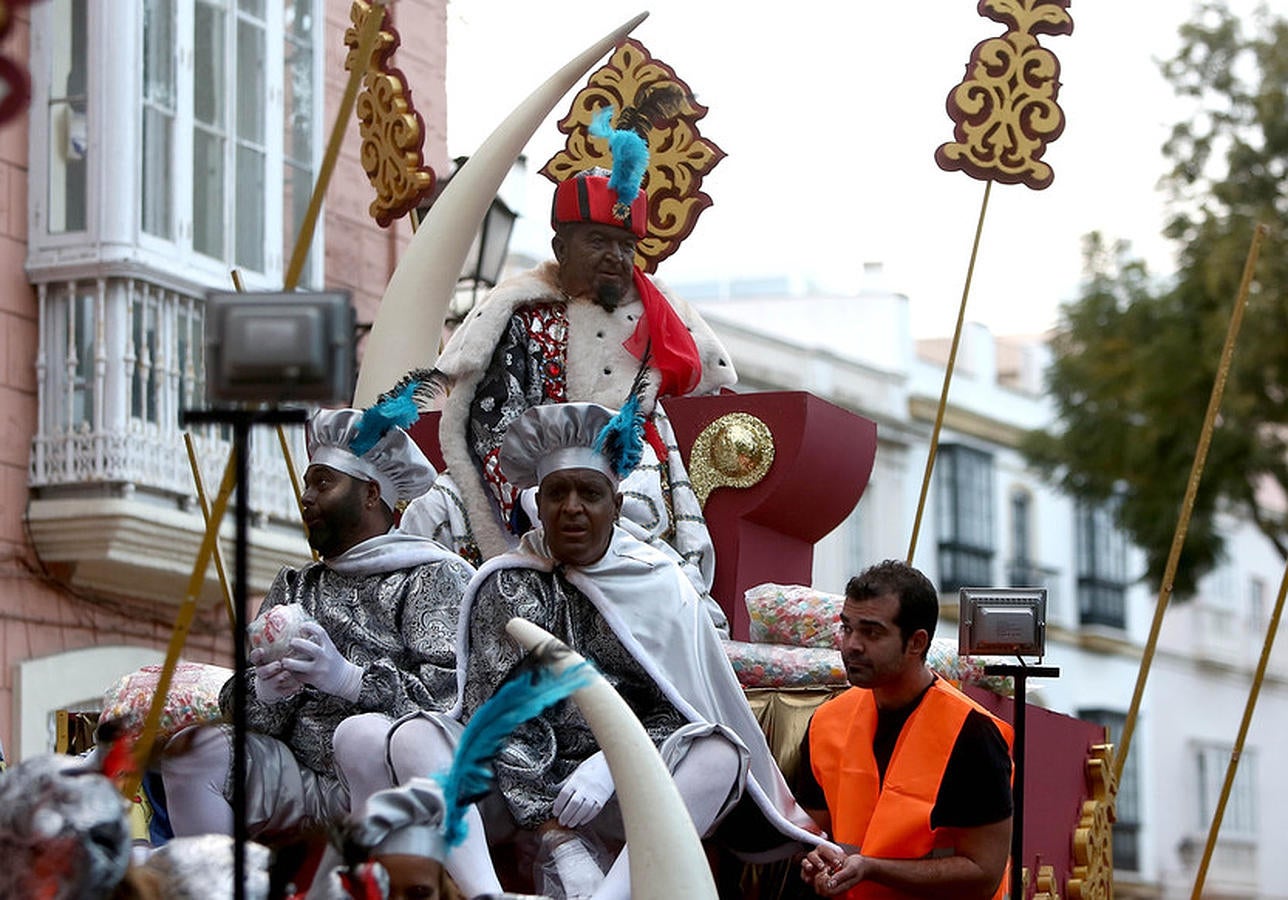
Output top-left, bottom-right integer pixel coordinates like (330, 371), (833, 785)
(845, 560), (939, 656)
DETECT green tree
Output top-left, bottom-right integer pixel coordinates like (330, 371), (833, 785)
(1023, 2), (1287, 598)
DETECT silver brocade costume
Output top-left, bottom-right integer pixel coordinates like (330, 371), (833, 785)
(461, 564), (689, 828)
(221, 534), (473, 774)
(450, 526), (824, 859)
(404, 261), (734, 608)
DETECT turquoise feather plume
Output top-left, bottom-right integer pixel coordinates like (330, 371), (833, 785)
(593, 391), (645, 479)
(347, 375), (427, 458)
(589, 106), (648, 208)
(437, 654), (596, 847)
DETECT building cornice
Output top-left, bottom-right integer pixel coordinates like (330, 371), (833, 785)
(27, 496), (311, 606)
(908, 394), (1028, 448)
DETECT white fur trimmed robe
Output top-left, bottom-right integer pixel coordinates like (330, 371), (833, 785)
(401, 261), (735, 625)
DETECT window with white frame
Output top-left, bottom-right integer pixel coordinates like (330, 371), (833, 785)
(1075, 499), (1129, 629)
(935, 444), (995, 592)
(1195, 742), (1258, 841)
(47, 0), (89, 234)
(34, 0), (322, 287)
(1248, 576), (1267, 631)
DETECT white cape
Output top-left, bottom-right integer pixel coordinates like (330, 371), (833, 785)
(450, 526), (823, 857)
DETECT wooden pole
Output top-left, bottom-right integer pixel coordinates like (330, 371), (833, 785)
(184, 432), (236, 626)
(1191, 557), (1288, 897)
(1114, 223), (1267, 784)
(122, 449), (237, 798)
(907, 179), (992, 563)
(282, 3), (383, 292)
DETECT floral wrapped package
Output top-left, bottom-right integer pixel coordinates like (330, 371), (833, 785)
(723, 640), (846, 689)
(100, 662), (232, 741)
(739, 582), (1012, 696)
(744, 583), (843, 648)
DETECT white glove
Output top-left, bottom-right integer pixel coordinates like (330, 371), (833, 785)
(250, 647), (304, 702)
(282, 621), (364, 702)
(553, 751), (615, 828)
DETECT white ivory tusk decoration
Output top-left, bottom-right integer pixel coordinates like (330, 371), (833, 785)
(505, 616), (718, 900)
(353, 12), (649, 406)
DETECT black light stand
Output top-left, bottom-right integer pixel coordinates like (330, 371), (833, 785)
(983, 662), (1060, 900)
(181, 406), (308, 900)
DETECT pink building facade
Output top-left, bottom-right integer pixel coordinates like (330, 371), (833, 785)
(0, 0), (448, 763)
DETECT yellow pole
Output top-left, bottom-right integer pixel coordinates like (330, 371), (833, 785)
(122, 0), (385, 804)
(282, 3), (384, 292)
(1114, 223), (1268, 784)
(1191, 557), (1288, 898)
(122, 448), (237, 798)
(907, 179), (992, 563)
(277, 423), (318, 561)
(185, 433), (236, 626)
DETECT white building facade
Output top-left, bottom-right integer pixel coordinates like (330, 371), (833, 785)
(694, 279), (1288, 899)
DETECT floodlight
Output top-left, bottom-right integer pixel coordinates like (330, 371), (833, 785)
(958, 587), (1047, 657)
(205, 291), (354, 405)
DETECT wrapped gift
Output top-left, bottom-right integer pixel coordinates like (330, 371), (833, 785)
(99, 662), (232, 740)
(723, 640), (847, 689)
(247, 603), (314, 663)
(741, 582), (1013, 696)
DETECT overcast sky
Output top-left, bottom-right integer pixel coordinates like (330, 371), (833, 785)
(444, 1), (1272, 338)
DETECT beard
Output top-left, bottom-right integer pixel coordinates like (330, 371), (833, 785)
(305, 481), (367, 558)
(594, 280), (626, 310)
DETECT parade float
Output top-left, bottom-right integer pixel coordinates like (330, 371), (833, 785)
(6, 3), (1166, 897)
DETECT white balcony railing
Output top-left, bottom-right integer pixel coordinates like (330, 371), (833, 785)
(30, 275), (305, 524)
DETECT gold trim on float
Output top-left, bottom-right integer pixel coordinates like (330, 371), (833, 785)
(541, 39), (725, 274)
(1068, 742), (1117, 899)
(688, 413), (775, 508)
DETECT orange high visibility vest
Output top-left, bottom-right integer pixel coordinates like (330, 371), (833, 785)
(809, 678), (1014, 900)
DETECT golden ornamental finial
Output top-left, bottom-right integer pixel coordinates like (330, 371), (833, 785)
(934, 0), (1074, 190)
(345, 1), (436, 227)
(541, 39), (725, 273)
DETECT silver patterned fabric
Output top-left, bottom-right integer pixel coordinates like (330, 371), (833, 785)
(461, 566), (687, 828)
(222, 554), (472, 774)
(0, 755), (131, 900)
(140, 834), (271, 899)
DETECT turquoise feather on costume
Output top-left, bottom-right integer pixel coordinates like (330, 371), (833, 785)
(589, 106), (648, 207)
(437, 657), (595, 847)
(349, 379), (420, 456)
(594, 392), (645, 479)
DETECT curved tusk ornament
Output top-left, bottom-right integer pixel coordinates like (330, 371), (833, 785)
(353, 12), (650, 406)
(505, 616), (718, 900)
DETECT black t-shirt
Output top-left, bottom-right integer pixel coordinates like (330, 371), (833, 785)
(795, 682), (1013, 830)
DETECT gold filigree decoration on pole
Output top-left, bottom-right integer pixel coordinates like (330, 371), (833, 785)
(1068, 742), (1116, 900)
(345, 1), (436, 228)
(540, 39), (725, 273)
(934, 0), (1074, 190)
(907, 0), (1073, 563)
